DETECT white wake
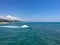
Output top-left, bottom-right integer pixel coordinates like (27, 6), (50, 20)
(21, 25), (29, 28)
(0, 25), (29, 28)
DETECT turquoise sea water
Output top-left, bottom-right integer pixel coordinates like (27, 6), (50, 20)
(0, 22), (60, 45)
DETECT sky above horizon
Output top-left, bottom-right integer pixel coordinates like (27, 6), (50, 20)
(0, 0), (60, 22)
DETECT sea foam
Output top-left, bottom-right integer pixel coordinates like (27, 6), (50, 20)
(0, 25), (29, 28)
(21, 25), (29, 28)
(0, 26), (19, 28)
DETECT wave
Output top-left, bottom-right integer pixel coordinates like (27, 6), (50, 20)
(21, 25), (29, 28)
(0, 26), (19, 28)
(0, 25), (29, 28)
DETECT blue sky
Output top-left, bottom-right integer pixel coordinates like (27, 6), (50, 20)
(0, 0), (60, 22)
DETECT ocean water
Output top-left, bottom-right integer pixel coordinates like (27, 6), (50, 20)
(0, 22), (60, 45)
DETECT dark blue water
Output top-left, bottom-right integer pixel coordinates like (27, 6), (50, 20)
(0, 22), (60, 45)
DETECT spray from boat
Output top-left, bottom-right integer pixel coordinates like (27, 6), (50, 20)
(0, 25), (29, 28)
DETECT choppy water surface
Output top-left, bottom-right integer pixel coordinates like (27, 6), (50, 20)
(0, 22), (60, 45)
